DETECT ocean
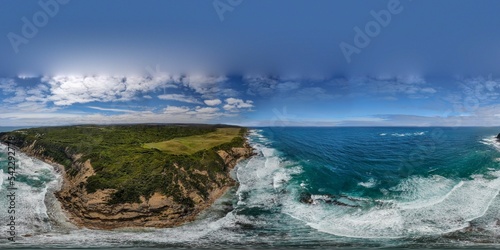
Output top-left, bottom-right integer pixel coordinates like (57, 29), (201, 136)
(1, 127), (500, 249)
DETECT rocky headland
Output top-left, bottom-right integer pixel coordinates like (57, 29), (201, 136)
(0, 125), (254, 229)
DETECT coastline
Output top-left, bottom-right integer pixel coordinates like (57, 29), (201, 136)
(0, 131), (255, 230)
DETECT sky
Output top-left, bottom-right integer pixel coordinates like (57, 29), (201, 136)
(0, 0), (500, 126)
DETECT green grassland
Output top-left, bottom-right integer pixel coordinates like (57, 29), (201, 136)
(143, 127), (241, 154)
(0, 124), (247, 205)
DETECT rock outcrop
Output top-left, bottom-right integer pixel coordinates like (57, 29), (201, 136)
(217, 143), (254, 169)
(0, 133), (254, 229)
(497, 133), (500, 141)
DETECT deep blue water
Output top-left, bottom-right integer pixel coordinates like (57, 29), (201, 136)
(1, 127), (500, 248)
(264, 127), (500, 198)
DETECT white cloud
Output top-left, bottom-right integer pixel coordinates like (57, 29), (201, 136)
(42, 75), (173, 106)
(398, 75), (426, 85)
(194, 106), (219, 114)
(460, 76), (500, 104)
(164, 105), (191, 114)
(244, 75), (301, 96)
(1, 79), (45, 106)
(189, 106), (223, 119)
(3, 87), (27, 104)
(17, 74), (39, 79)
(157, 94), (201, 104)
(24, 84), (49, 102)
(185, 75), (227, 86)
(204, 99), (222, 106)
(87, 106), (138, 113)
(223, 98), (254, 112)
(0, 74), (256, 126)
(421, 87), (437, 94)
(276, 81), (301, 92)
(0, 78), (17, 93)
(181, 74), (228, 97)
(0, 79), (53, 113)
(244, 75), (279, 96)
(351, 75), (437, 99)
(164, 105), (223, 120)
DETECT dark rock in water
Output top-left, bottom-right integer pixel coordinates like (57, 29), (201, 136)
(235, 221), (256, 230)
(299, 192), (313, 204)
(497, 133), (500, 140)
(299, 192), (362, 208)
(331, 200), (360, 208)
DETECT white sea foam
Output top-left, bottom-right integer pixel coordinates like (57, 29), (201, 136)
(0, 170), (4, 191)
(389, 175), (459, 209)
(390, 132), (427, 137)
(480, 136), (500, 152)
(0, 145), (5, 191)
(273, 170), (291, 189)
(358, 178), (378, 188)
(284, 171), (500, 238)
(235, 131), (298, 209)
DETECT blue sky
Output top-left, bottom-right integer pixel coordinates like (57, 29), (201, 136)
(1, 0), (500, 126)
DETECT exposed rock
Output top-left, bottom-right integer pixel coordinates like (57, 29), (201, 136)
(299, 192), (313, 204)
(217, 142), (255, 169)
(497, 133), (500, 141)
(298, 193), (361, 208)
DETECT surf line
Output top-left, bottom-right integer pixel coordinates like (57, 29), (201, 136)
(4, 136), (17, 242)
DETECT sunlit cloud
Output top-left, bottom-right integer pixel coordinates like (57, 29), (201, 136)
(204, 99), (222, 106)
(157, 94), (202, 104)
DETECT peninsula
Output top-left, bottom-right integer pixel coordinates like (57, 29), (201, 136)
(0, 124), (254, 229)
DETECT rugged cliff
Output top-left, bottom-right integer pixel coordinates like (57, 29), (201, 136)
(0, 125), (254, 229)
(56, 143), (253, 229)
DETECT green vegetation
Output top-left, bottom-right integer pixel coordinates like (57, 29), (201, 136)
(143, 127), (241, 155)
(0, 124), (247, 205)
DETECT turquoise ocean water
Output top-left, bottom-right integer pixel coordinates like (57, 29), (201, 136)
(1, 127), (500, 249)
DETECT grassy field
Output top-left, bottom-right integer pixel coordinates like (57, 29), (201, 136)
(143, 128), (240, 154)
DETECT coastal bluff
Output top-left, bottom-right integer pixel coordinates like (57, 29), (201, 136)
(0, 124), (254, 229)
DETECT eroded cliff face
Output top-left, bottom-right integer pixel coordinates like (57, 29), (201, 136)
(2, 134), (254, 229)
(55, 157), (192, 229)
